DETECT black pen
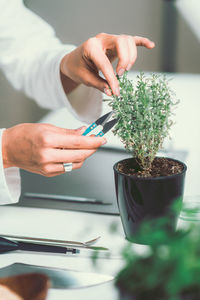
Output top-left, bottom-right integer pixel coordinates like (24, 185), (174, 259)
(0, 237), (80, 255)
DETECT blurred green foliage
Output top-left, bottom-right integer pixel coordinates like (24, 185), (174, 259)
(116, 211), (200, 300)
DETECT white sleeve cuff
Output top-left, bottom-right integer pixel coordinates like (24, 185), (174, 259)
(0, 129), (21, 205)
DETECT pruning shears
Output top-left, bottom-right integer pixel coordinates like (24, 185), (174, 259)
(82, 111), (117, 137)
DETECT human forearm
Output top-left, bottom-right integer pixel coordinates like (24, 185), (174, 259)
(0, 0), (78, 110)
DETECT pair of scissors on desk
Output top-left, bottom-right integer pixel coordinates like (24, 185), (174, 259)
(82, 111), (117, 137)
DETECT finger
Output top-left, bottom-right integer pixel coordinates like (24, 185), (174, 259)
(40, 127), (106, 148)
(45, 148), (97, 163)
(133, 36), (155, 48)
(40, 162), (84, 177)
(52, 134), (106, 149)
(88, 46), (120, 96)
(116, 36), (132, 75)
(47, 125), (87, 136)
(78, 67), (110, 95)
(125, 36), (138, 71)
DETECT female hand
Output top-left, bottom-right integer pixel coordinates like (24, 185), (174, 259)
(60, 33), (155, 96)
(2, 123), (106, 177)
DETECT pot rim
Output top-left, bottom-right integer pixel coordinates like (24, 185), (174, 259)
(113, 156), (187, 180)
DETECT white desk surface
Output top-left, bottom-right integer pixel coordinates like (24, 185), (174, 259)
(0, 206), (125, 299)
(0, 72), (199, 299)
(0, 206), (194, 300)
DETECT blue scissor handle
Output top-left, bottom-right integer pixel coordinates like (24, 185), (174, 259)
(82, 122), (97, 136)
(96, 131), (104, 137)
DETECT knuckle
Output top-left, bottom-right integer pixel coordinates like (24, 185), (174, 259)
(84, 37), (96, 50)
(128, 35), (134, 45)
(76, 162), (84, 170)
(46, 173), (56, 178)
(38, 149), (49, 164)
(39, 132), (52, 146)
(73, 139), (81, 148)
(117, 34), (127, 43)
(95, 32), (106, 39)
(127, 35), (133, 40)
(41, 164), (51, 176)
(119, 34), (126, 39)
(77, 153), (86, 162)
(119, 58), (129, 68)
(44, 173), (52, 178)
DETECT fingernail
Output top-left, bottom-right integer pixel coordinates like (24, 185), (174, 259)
(104, 88), (112, 96)
(126, 63), (132, 71)
(118, 68), (125, 76)
(102, 139), (107, 145)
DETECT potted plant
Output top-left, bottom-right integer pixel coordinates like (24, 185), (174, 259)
(116, 215), (200, 300)
(107, 72), (187, 241)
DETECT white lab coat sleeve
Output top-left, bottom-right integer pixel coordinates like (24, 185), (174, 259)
(0, 0), (103, 205)
(0, 0), (102, 122)
(0, 129), (21, 205)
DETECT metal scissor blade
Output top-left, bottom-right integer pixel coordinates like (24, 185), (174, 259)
(102, 118), (118, 134)
(95, 111), (114, 126)
(0, 263), (113, 289)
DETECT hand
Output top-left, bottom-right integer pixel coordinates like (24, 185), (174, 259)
(2, 123), (106, 177)
(60, 33), (155, 96)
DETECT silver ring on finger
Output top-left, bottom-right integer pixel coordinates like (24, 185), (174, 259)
(63, 162), (73, 173)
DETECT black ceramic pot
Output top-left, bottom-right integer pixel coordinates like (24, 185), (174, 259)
(113, 157), (187, 241)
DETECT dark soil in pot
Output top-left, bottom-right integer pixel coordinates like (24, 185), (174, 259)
(117, 157), (184, 178)
(113, 157), (187, 243)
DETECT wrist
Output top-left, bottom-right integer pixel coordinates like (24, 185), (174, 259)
(2, 129), (13, 168)
(60, 70), (79, 95)
(60, 54), (79, 95)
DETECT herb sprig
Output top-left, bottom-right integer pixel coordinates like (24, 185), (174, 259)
(107, 72), (179, 171)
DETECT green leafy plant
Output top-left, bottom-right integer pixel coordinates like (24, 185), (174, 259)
(116, 216), (200, 300)
(107, 72), (179, 171)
